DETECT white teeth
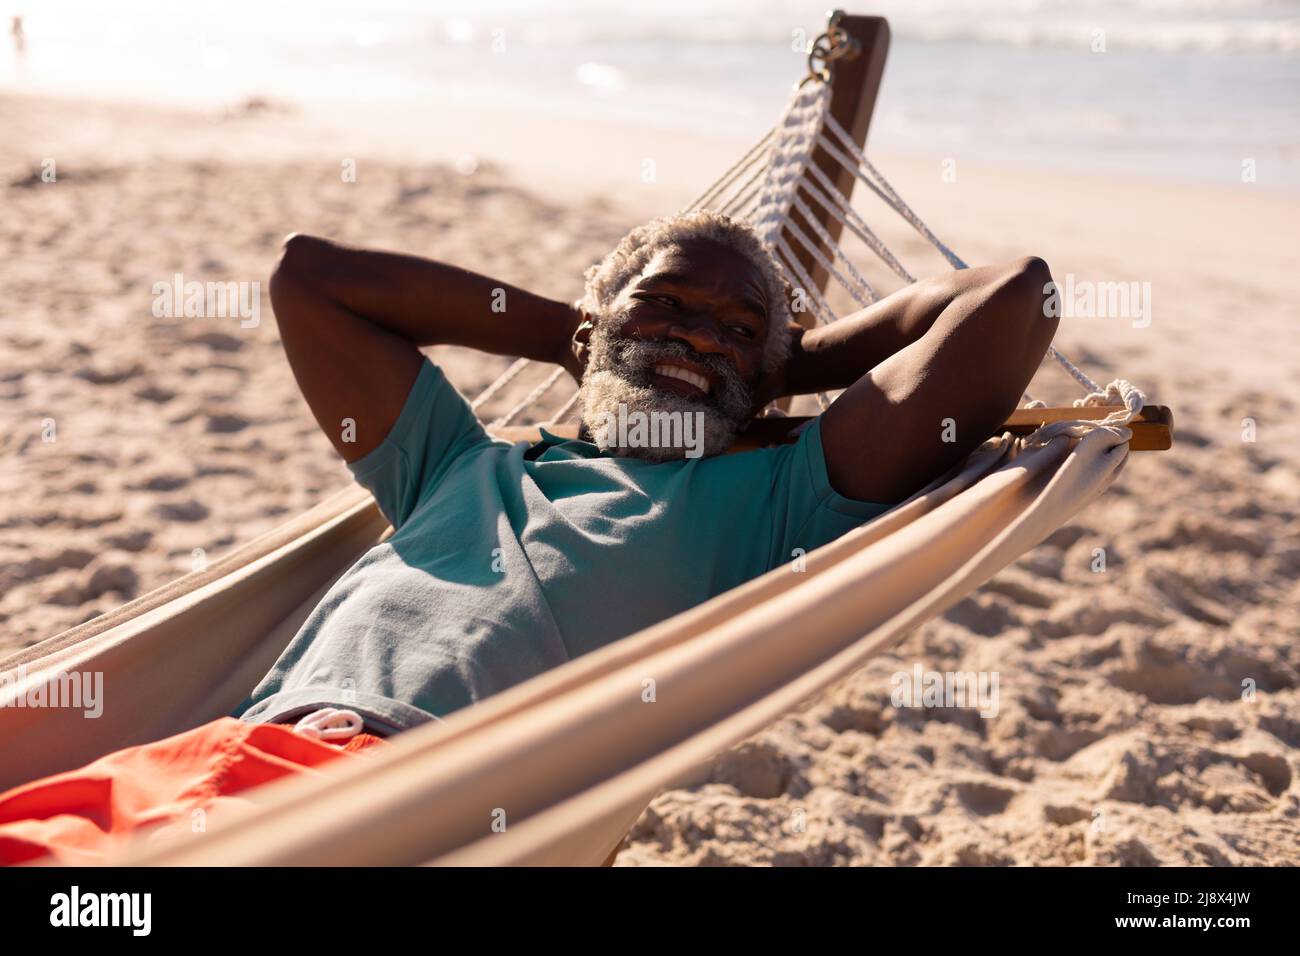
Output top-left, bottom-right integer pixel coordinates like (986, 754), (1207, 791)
(654, 364), (710, 394)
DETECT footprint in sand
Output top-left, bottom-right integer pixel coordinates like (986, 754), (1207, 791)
(953, 778), (1018, 816)
(0, 547), (95, 590)
(205, 413), (250, 434)
(75, 362), (143, 385)
(944, 592), (1024, 637)
(134, 384), (177, 403)
(708, 740), (802, 799)
(188, 330), (245, 352)
(153, 498), (210, 522)
(102, 529), (153, 552)
(132, 473), (190, 492)
(81, 556), (140, 600)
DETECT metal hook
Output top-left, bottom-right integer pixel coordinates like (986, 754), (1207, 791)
(800, 9), (861, 87)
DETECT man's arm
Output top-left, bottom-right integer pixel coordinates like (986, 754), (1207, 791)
(268, 234), (580, 462)
(808, 257), (1058, 504)
(768, 273), (959, 401)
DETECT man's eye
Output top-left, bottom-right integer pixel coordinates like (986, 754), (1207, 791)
(728, 324), (756, 339)
(634, 293), (686, 312)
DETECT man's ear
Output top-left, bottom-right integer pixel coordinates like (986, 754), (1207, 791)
(567, 308), (598, 380)
(574, 309), (596, 345)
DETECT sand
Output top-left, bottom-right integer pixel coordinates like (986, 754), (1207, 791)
(2, 90), (1297, 866)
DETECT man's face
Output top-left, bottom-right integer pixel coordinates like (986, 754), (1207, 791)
(577, 238), (771, 461)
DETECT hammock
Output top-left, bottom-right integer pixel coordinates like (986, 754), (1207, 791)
(0, 12), (1171, 866)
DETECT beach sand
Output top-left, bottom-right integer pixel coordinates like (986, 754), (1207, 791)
(2, 90), (1297, 865)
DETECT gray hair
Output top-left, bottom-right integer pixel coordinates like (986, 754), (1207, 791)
(579, 210), (793, 380)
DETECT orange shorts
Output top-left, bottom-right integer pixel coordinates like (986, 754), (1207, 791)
(0, 716), (388, 866)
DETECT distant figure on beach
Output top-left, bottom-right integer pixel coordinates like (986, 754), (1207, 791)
(10, 15), (25, 79)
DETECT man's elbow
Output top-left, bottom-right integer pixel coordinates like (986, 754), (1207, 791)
(272, 232), (329, 282)
(1001, 255), (1053, 300)
(269, 233), (329, 312)
(963, 255), (1058, 387)
(992, 255), (1058, 334)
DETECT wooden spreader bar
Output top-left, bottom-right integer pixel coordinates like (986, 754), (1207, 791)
(489, 404), (1174, 453)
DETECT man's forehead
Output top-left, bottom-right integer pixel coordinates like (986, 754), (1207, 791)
(636, 240), (768, 301)
(643, 242), (698, 270)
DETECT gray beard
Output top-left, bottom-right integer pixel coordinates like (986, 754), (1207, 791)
(576, 317), (757, 461)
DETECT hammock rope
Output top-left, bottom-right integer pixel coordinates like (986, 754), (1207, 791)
(469, 356), (530, 412)
(467, 72), (1145, 437)
(801, 160), (914, 283)
(750, 83), (834, 250)
(786, 192), (877, 308)
(491, 365), (567, 428)
(820, 113), (967, 271)
(817, 111), (1133, 409)
(683, 127), (776, 215)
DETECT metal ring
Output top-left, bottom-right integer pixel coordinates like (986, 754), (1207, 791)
(802, 11), (860, 86)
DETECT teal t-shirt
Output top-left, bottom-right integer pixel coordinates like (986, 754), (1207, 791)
(237, 358), (895, 733)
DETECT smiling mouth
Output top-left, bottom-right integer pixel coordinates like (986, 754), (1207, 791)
(651, 363), (711, 397)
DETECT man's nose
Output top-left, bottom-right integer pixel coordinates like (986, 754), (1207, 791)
(666, 314), (728, 355)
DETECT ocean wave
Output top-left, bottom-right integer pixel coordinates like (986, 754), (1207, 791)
(503, 14), (1300, 56)
(20, 0), (1300, 57)
(893, 19), (1300, 55)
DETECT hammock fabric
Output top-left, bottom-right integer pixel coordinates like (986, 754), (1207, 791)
(0, 17), (1149, 866)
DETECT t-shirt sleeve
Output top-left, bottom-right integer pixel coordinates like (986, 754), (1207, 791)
(346, 356), (490, 529)
(769, 414), (898, 566)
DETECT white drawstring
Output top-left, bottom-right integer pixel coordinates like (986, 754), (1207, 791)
(293, 707), (365, 741)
